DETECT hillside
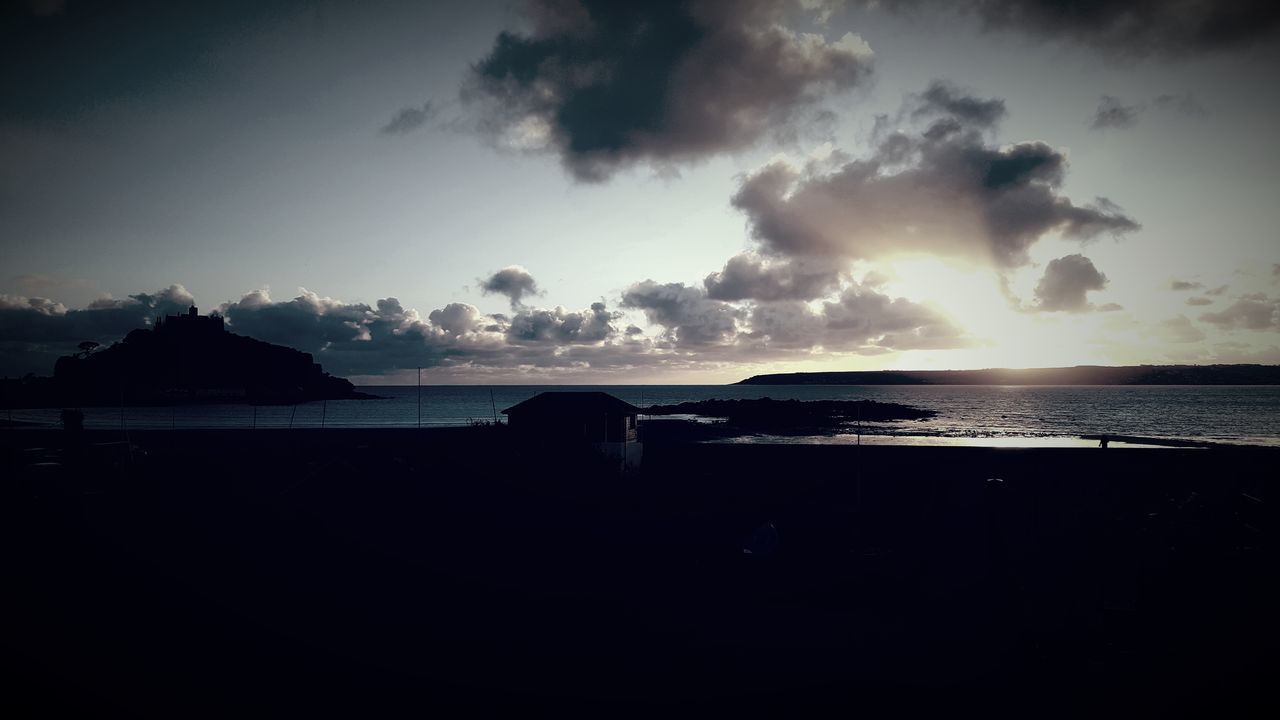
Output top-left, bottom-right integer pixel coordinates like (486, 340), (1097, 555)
(735, 365), (1280, 386)
(6, 308), (369, 407)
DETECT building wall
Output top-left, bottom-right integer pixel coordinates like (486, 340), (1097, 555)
(507, 411), (638, 443)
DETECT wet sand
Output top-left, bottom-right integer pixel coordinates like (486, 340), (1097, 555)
(4, 428), (1276, 715)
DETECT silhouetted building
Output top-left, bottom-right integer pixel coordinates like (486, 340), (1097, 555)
(156, 305), (225, 336)
(502, 391), (642, 468)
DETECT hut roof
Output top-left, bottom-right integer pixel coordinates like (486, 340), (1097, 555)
(501, 391), (640, 417)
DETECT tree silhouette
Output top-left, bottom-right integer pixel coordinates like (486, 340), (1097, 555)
(76, 341), (100, 359)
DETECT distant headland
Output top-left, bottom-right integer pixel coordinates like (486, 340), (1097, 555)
(736, 364), (1280, 386)
(3, 305), (373, 407)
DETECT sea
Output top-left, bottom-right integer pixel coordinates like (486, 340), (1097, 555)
(7, 385), (1280, 448)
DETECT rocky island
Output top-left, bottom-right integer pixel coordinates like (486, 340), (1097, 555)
(641, 397), (936, 441)
(4, 306), (371, 407)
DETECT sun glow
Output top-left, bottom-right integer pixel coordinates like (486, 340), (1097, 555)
(870, 257), (1125, 370)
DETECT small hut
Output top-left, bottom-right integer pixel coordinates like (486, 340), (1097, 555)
(502, 392), (642, 468)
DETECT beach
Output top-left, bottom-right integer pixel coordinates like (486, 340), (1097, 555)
(4, 428), (1276, 715)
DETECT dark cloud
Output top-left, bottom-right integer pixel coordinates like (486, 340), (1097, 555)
(731, 85), (1139, 269)
(219, 288), (382, 353)
(506, 302), (619, 344)
(1090, 95), (1141, 130)
(703, 253), (842, 301)
(881, 1), (1280, 58)
(1033, 254), (1108, 312)
(465, 0), (873, 180)
(911, 81), (1007, 128)
(479, 265), (541, 309)
(380, 101), (437, 136)
(1186, 296), (1214, 306)
(0, 284), (195, 376)
(219, 288), (643, 377)
(622, 278), (968, 353)
(1170, 279), (1203, 291)
(1199, 295), (1280, 330)
(621, 280), (744, 347)
(1097, 302), (1123, 312)
(3, 278), (957, 382)
(1089, 93), (1209, 130)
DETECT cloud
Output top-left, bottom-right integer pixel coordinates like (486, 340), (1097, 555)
(464, 0), (873, 181)
(479, 265), (542, 309)
(815, 284), (969, 350)
(1032, 254), (1108, 312)
(218, 287), (645, 377)
(1089, 93), (1209, 130)
(507, 302), (619, 344)
(621, 280), (745, 347)
(730, 84), (1139, 269)
(1090, 95), (1142, 130)
(1199, 295), (1280, 330)
(1186, 296), (1214, 306)
(380, 101), (437, 135)
(0, 284), (196, 376)
(703, 253), (842, 301)
(883, 1), (1280, 58)
(911, 80), (1007, 128)
(1158, 315), (1207, 344)
(622, 277), (969, 354)
(1170, 279), (1203, 291)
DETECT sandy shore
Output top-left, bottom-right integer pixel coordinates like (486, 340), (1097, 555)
(4, 427), (1276, 715)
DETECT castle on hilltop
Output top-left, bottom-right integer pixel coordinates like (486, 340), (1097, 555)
(156, 305), (224, 335)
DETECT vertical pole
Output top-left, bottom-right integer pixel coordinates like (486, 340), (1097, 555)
(289, 403), (297, 430)
(490, 388), (497, 424)
(321, 398), (327, 429)
(417, 367), (422, 429)
(252, 404), (257, 430)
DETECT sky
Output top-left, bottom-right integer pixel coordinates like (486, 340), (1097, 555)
(2, 0), (1279, 384)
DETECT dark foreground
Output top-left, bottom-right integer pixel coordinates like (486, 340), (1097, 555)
(4, 429), (1276, 716)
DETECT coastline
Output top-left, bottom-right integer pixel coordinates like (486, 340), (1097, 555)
(5, 384), (1276, 447)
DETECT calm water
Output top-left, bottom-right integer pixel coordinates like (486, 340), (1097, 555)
(7, 385), (1280, 447)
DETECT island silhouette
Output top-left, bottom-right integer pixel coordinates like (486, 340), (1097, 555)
(4, 306), (370, 407)
(736, 364), (1280, 385)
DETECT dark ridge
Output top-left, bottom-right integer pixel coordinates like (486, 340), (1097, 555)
(735, 364), (1280, 386)
(1, 307), (371, 407)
